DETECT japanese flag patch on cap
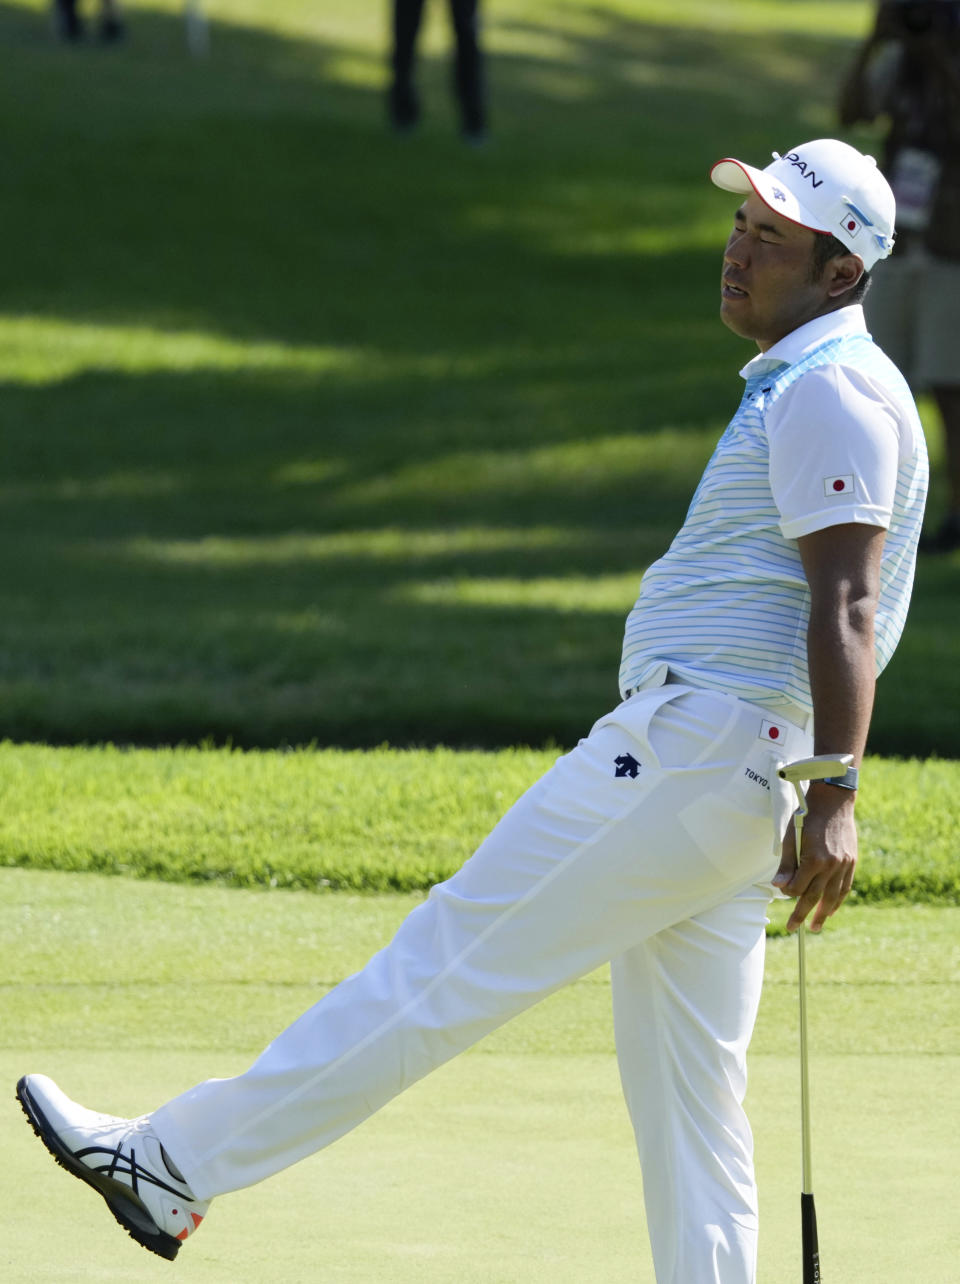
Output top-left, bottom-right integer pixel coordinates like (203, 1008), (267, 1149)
(824, 474), (855, 497)
(759, 719), (786, 743)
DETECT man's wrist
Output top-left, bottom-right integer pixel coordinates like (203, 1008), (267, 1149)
(807, 776), (858, 805)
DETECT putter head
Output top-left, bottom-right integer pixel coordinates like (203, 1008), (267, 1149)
(777, 753), (854, 785)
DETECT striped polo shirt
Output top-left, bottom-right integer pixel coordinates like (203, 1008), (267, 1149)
(618, 306), (928, 724)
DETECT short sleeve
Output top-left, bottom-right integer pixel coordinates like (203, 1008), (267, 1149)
(767, 363), (904, 539)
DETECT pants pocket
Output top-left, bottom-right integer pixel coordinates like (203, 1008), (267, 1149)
(678, 743), (788, 879)
(677, 788), (775, 881)
(588, 685), (699, 770)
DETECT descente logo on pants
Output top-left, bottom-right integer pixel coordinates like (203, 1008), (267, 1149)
(614, 753), (641, 778)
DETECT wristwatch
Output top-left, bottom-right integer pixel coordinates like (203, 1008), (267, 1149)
(821, 765), (859, 791)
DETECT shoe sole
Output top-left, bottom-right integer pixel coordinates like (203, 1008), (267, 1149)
(16, 1077), (182, 1261)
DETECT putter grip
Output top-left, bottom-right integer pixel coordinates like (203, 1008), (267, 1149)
(802, 1191), (821, 1283)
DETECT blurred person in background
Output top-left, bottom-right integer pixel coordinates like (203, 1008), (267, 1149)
(54, 0), (124, 42)
(840, 0), (960, 550)
(388, 0), (487, 143)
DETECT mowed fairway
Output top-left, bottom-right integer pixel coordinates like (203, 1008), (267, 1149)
(2, 869), (958, 1282)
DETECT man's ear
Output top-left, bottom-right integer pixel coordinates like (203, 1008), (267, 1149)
(826, 253), (864, 299)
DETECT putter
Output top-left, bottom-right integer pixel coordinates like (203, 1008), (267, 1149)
(777, 753), (854, 1284)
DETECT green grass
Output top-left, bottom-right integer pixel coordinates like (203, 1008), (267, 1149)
(0, 741), (957, 901)
(1, 11), (955, 1274)
(0, 0), (956, 754)
(2, 868), (958, 1281)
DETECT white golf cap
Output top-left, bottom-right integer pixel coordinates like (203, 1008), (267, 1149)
(710, 138), (896, 270)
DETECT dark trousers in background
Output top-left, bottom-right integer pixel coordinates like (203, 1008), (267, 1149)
(390, 0), (486, 137)
(53, 0), (124, 42)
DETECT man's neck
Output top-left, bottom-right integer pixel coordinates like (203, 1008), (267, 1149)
(754, 297), (854, 353)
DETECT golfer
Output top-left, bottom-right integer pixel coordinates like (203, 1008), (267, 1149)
(17, 139), (927, 1283)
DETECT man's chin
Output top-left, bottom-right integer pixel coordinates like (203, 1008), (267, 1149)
(719, 302), (756, 339)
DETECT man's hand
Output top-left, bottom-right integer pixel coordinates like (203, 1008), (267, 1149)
(772, 781), (858, 933)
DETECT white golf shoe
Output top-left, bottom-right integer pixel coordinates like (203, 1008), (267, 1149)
(16, 1073), (209, 1260)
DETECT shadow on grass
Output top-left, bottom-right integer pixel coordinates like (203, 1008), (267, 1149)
(1, 2), (952, 755)
(0, 2), (860, 352)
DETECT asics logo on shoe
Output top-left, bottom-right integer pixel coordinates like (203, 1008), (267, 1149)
(75, 1140), (189, 1199)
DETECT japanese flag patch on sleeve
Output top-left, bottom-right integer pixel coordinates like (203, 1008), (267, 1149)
(824, 474), (855, 497)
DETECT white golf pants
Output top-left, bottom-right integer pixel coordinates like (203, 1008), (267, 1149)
(152, 684), (810, 1283)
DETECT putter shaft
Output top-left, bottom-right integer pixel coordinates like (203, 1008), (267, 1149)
(797, 915), (813, 1194)
(793, 804), (813, 1195)
(779, 755), (854, 1201)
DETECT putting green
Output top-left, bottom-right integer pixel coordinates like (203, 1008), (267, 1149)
(2, 870), (957, 1281)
